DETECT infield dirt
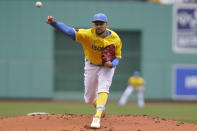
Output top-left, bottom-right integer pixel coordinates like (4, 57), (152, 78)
(0, 114), (197, 131)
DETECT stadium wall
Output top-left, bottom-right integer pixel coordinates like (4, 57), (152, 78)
(1, 0), (195, 100)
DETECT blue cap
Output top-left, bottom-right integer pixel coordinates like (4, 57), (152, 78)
(92, 13), (108, 22)
(133, 72), (140, 77)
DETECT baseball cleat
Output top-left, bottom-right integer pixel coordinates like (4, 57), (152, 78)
(90, 116), (100, 129)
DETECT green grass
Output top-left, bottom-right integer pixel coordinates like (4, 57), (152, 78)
(106, 103), (197, 124)
(0, 101), (196, 124)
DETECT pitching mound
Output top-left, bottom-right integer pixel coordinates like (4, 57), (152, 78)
(0, 114), (197, 131)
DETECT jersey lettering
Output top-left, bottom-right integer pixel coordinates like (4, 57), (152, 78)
(92, 45), (104, 51)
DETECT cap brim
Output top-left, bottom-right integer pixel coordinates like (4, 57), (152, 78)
(92, 20), (107, 23)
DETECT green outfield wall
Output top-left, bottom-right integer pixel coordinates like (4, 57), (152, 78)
(0, 0), (196, 100)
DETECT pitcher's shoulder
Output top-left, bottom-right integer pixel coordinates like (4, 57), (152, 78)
(108, 29), (121, 39)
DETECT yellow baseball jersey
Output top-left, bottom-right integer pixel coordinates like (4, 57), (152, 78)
(128, 76), (144, 88)
(75, 28), (122, 65)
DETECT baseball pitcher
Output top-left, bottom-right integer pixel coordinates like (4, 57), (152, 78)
(46, 13), (122, 129)
(118, 72), (145, 108)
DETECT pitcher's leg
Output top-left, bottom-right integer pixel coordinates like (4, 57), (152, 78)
(97, 67), (115, 93)
(84, 62), (99, 104)
(118, 85), (133, 106)
(94, 67), (115, 118)
(95, 92), (108, 117)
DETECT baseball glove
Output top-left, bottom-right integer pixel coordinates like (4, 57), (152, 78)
(102, 44), (116, 65)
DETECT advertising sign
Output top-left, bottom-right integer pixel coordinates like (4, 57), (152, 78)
(173, 4), (197, 53)
(173, 65), (197, 100)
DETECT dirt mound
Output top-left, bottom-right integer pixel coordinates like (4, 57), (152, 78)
(0, 114), (196, 131)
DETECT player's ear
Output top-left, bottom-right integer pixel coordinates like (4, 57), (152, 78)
(92, 22), (95, 28)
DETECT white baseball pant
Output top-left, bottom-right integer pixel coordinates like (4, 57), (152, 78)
(84, 60), (115, 104)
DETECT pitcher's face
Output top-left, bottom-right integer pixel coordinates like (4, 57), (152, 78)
(93, 21), (108, 35)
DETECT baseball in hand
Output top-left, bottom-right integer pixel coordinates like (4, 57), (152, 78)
(36, 1), (42, 8)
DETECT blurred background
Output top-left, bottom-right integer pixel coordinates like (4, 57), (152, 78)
(0, 0), (197, 102)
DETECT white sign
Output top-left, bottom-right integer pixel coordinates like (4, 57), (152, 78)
(173, 4), (197, 53)
(185, 76), (197, 88)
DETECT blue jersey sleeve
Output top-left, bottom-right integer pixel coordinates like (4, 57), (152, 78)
(50, 21), (76, 40)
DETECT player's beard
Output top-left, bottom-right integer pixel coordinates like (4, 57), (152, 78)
(96, 29), (105, 36)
